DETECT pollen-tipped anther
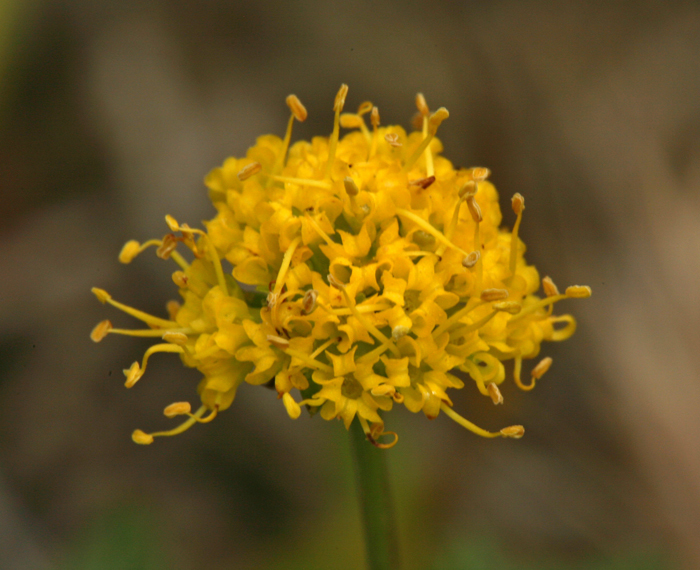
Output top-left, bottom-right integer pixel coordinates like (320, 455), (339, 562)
(471, 167), (491, 181)
(487, 383), (504, 405)
(458, 180), (476, 199)
(119, 240), (141, 264)
(91, 287), (111, 303)
(416, 93), (429, 116)
(164, 402), (192, 418)
(542, 276), (560, 297)
(392, 325), (410, 341)
(237, 162), (262, 181)
(123, 361), (143, 388)
(511, 193), (525, 215)
(267, 335), (290, 350)
(132, 430), (154, 445)
(500, 425), (525, 439)
(172, 271), (188, 288)
(156, 234), (177, 259)
(286, 94), (307, 122)
(493, 301), (521, 314)
(370, 106), (380, 128)
(565, 285), (592, 298)
(531, 356), (553, 380)
(164, 215), (179, 232)
(162, 332), (188, 345)
(385, 133), (401, 147)
(481, 288), (509, 302)
(334, 84), (349, 112)
(462, 251), (480, 268)
(90, 320), (112, 342)
(302, 289), (318, 314)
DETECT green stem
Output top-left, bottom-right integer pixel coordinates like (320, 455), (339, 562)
(349, 420), (401, 570)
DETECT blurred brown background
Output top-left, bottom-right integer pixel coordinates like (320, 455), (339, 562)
(1, 1), (698, 569)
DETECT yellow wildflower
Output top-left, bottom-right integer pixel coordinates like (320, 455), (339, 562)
(92, 85), (590, 447)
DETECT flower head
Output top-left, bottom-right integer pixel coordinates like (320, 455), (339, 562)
(92, 85), (590, 447)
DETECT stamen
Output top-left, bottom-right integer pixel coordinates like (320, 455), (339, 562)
(269, 95), (307, 184)
(432, 298), (482, 338)
(403, 107), (449, 172)
(272, 236), (301, 297)
(408, 176), (435, 189)
(172, 271), (188, 288)
(440, 402), (513, 438)
(139, 405), (209, 442)
(512, 356), (534, 391)
(358, 416), (398, 449)
(492, 301), (522, 315)
(487, 383), (504, 405)
(118, 239), (162, 264)
(395, 209), (469, 257)
(284, 348), (333, 373)
(325, 83), (349, 179)
(164, 402), (191, 418)
(237, 162), (262, 181)
(90, 320), (112, 342)
(500, 425), (525, 438)
(471, 167), (491, 181)
(305, 214), (335, 247)
(124, 343), (184, 388)
(542, 276), (560, 297)
(458, 180), (477, 199)
(266, 174), (333, 189)
(369, 106), (380, 158)
(508, 193), (525, 277)
(91, 288), (177, 328)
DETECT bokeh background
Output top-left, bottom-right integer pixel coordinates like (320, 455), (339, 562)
(1, 1), (699, 569)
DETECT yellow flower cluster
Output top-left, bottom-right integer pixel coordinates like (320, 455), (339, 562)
(91, 85), (590, 447)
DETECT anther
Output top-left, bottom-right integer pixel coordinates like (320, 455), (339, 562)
(237, 162), (262, 181)
(132, 430), (154, 445)
(511, 193), (525, 215)
(334, 84), (349, 112)
(286, 94), (308, 122)
(302, 289), (318, 314)
(427, 107), (449, 135)
(480, 288), (509, 302)
(493, 301), (521, 314)
(162, 332), (188, 345)
(267, 334), (290, 349)
(344, 176), (360, 196)
(172, 271), (188, 288)
(123, 361), (143, 388)
(91, 287), (111, 303)
(370, 107), (380, 128)
(392, 325), (410, 341)
(90, 320), (112, 342)
(462, 251), (480, 268)
(340, 114), (363, 129)
(156, 234), (177, 259)
(164, 402), (192, 418)
(466, 195), (482, 223)
(500, 425), (525, 439)
(416, 93), (429, 116)
(471, 167), (491, 181)
(458, 180), (476, 199)
(531, 357), (553, 380)
(565, 285), (592, 298)
(409, 176), (435, 189)
(119, 240), (141, 264)
(385, 133), (401, 147)
(542, 276), (559, 297)
(165, 215), (179, 231)
(487, 383), (504, 405)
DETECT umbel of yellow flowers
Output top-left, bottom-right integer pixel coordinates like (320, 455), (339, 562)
(91, 85), (590, 447)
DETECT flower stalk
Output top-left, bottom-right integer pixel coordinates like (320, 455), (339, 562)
(349, 419), (400, 570)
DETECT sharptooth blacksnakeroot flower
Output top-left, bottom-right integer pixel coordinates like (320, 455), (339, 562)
(92, 86), (590, 447)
